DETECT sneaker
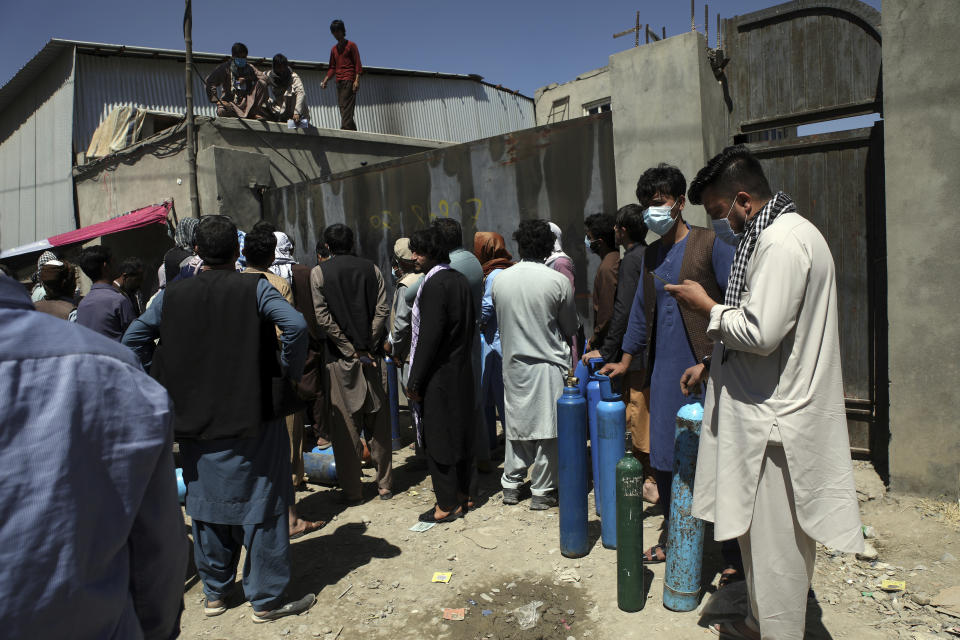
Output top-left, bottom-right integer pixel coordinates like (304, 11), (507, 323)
(502, 488), (520, 505)
(530, 494), (558, 510)
(251, 593), (317, 623)
(203, 598), (227, 617)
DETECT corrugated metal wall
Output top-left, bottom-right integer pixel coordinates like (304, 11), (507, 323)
(0, 49), (76, 251)
(74, 54), (533, 151)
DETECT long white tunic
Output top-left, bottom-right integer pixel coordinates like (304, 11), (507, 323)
(492, 261), (578, 440)
(692, 212), (863, 553)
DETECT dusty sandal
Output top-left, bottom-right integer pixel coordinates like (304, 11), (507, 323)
(642, 543), (667, 564)
(418, 506), (462, 523)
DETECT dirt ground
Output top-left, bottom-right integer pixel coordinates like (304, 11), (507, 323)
(178, 434), (960, 640)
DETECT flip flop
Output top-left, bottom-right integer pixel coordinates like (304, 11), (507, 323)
(289, 519), (327, 540)
(418, 506), (462, 523)
(642, 543), (667, 564)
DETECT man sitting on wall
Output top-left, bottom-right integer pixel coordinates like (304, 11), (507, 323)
(265, 54), (309, 127)
(205, 42), (269, 120)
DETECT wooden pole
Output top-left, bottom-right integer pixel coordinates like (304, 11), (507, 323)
(635, 11), (640, 47)
(691, 0), (696, 32)
(184, 0), (200, 217)
(717, 13), (722, 48)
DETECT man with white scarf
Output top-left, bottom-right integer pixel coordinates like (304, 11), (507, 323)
(666, 145), (863, 639)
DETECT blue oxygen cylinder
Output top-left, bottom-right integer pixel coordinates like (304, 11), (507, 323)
(663, 401), (706, 612)
(303, 449), (338, 485)
(596, 373), (626, 549)
(573, 359), (590, 401)
(557, 371), (589, 558)
(586, 358), (604, 515)
(385, 356), (403, 450)
(175, 467), (185, 505)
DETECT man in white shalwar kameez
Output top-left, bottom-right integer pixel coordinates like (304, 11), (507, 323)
(667, 146), (863, 640)
(492, 220), (579, 510)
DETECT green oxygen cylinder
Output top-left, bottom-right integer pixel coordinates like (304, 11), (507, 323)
(616, 430), (645, 612)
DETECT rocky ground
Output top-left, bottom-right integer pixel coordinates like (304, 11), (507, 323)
(178, 439), (960, 640)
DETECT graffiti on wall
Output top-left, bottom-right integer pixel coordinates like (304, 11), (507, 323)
(368, 198), (484, 231)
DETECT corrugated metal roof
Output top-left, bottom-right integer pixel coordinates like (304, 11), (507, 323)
(3, 39), (533, 146)
(71, 50), (533, 148)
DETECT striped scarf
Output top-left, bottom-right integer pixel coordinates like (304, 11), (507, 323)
(408, 263), (451, 445)
(724, 191), (796, 306)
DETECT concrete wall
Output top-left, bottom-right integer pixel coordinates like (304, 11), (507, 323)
(609, 31), (730, 228)
(263, 114), (618, 329)
(73, 118), (446, 229)
(534, 67), (610, 125)
(883, 0), (960, 497)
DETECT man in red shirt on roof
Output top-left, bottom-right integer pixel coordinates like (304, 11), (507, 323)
(320, 19), (362, 131)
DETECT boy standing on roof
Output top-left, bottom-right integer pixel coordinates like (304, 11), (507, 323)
(320, 19), (362, 130)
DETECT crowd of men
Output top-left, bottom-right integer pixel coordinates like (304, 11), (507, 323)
(204, 19), (362, 130)
(0, 144), (863, 640)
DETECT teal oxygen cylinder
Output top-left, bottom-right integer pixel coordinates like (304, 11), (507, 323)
(663, 401), (705, 612)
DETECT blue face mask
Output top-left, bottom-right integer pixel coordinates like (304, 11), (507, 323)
(642, 200), (680, 236)
(234, 58), (247, 68)
(712, 198), (743, 246)
(584, 235), (593, 251)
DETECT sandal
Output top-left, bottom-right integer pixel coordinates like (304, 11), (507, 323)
(289, 519), (327, 540)
(418, 505), (462, 523)
(642, 543), (667, 564)
(718, 566), (744, 588)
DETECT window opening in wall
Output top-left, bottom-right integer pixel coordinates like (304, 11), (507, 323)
(583, 98), (611, 116)
(547, 97), (569, 123)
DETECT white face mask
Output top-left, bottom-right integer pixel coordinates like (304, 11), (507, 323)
(712, 198), (743, 247)
(642, 200), (680, 236)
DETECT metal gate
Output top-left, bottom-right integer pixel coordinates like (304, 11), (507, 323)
(722, 1), (887, 467)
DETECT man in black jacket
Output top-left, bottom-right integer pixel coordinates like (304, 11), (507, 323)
(310, 223), (392, 503)
(122, 215), (315, 623)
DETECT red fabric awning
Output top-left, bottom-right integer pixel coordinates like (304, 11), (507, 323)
(48, 202), (171, 247)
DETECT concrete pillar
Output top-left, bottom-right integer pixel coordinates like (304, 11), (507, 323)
(196, 146), (273, 231)
(608, 31), (729, 228)
(882, 0), (960, 497)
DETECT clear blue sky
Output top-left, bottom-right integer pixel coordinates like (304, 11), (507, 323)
(0, 0), (880, 99)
